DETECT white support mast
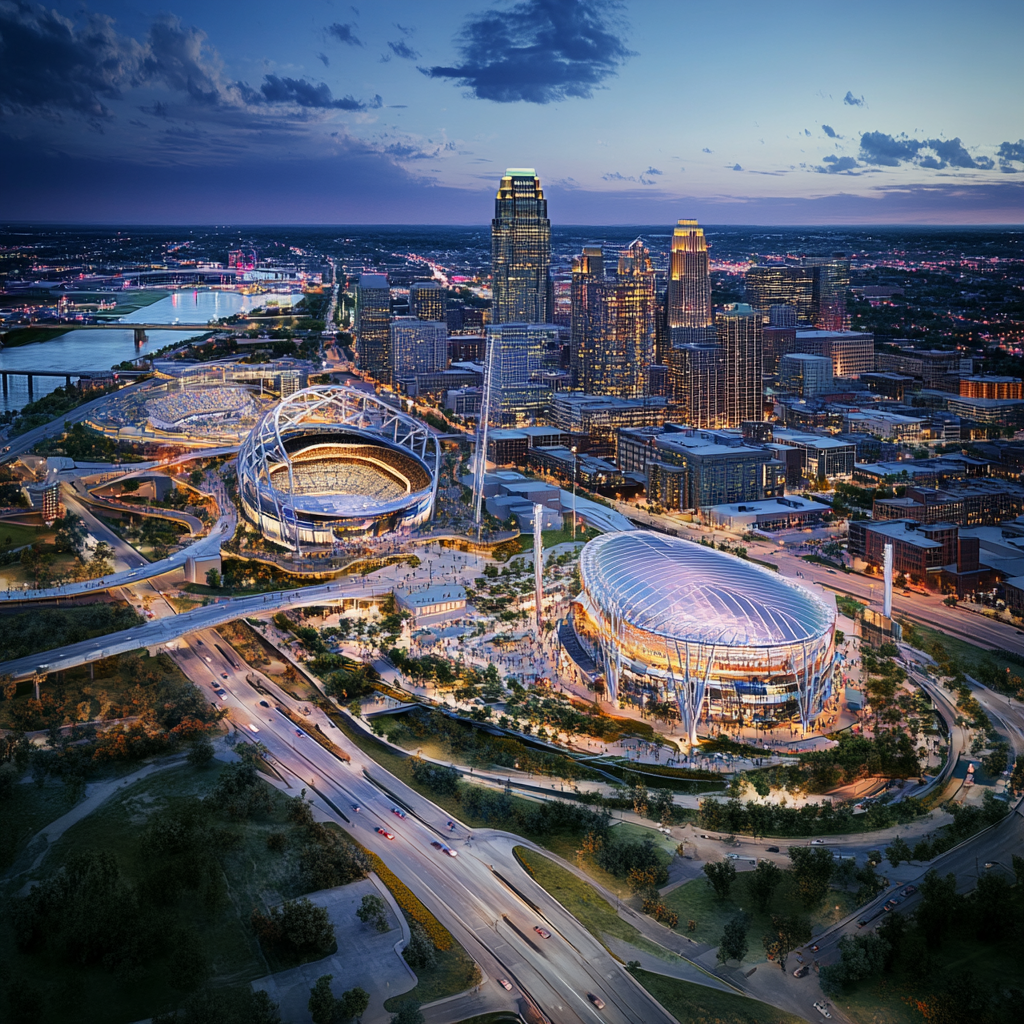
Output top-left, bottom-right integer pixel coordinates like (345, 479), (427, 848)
(533, 503), (544, 630)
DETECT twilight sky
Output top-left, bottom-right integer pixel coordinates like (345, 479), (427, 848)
(1, 0), (1022, 224)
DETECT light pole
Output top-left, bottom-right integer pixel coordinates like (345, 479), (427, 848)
(571, 446), (578, 541)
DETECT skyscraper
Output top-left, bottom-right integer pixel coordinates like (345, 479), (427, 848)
(716, 303), (764, 426)
(354, 274), (391, 384)
(390, 317), (448, 386)
(491, 168), (551, 324)
(570, 240), (655, 399)
(666, 219), (715, 346)
(669, 343), (724, 428)
(410, 281), (447, 322)
(745, 257), (849, 329)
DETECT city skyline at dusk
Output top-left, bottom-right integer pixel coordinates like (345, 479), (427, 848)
(0, 0), (1022, 224)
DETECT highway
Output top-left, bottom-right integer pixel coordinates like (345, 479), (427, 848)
(181, 628), (676, 1024)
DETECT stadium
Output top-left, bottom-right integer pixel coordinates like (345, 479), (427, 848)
(236, 386), (440, 549)
(568, 531), (836, 743)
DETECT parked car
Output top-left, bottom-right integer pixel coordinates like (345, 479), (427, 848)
(793, 965), (810, 978)
(814, 1002), (832, 1019)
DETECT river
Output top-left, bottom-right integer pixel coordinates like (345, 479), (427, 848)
(0, 289), (300, 413)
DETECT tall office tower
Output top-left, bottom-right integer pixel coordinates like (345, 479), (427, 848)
(354, 274), (391, 383)
(410, 281), (447, 322)
(769, 303), (798, 327)
(491, 168), (551, 324)
(484, 322), (558, 423)
(666, 219), (715, 346)
(716, 303), (763, 426)
(745, 259), (849, 329)
(390, 317), (448, 385)
(669, 343), (724, 428)
(570, 240), (655, 399)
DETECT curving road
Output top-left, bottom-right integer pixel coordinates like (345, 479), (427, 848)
(182, 628), (676, 1024)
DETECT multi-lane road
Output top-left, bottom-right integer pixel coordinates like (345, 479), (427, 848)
(181, 627), (676, 1024)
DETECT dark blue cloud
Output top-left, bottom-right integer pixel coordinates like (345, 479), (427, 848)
(643, 167), (662, 176)
(387, 40), (420, 60)
(327, 23), (362, 47)
(816, 155), (860, 174)
(316, 52), (329, 67)
(702, 147), (712, 153)
(731, 163), (743, 171)
(259, 76), (379, 110)
(998, 139), (1024, 173)
(859, 131), (995, 171)
(421, 0), (635, 103)
(843, 91), (865, 106)
(821, 124), (838, 138)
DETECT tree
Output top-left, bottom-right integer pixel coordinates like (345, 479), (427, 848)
(337, 987), (370, 1022)
(356, 893), (389, 933)
(787, 845), (835, 908)
(206, 567), (221, 589)
(917, 869), (961, 949)
(187, 734), (215, 768)
(885, 836), (911, 868)
(308, 976), (337, 1024)
(703, 859), (737, 899)
(390, 1004), (424, 1024)
(761, 914), (810, 972)
(747, 859), (783, 914)
(53, 512), (87, 555)
(402, 921), (438, 971)
(248, 991), (282, 1024)
(168, 927), (211, 992)
(717, 912), (751, 965)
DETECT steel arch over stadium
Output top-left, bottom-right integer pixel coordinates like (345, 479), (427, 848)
(571, 531), (836, 743)
(236, 385), (440, 551)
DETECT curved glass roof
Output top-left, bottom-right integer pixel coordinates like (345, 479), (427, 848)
(580, 531), (834, 647)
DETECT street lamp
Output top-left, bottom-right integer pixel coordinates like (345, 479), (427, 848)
(571, 446), (578, 541)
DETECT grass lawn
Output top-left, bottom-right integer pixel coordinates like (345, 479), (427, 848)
(633, 969), (805, 1024)
(904, 619), (1023, 680)
(382, 927), (480, 1011)
(513, 846), (675, 960)
(0, 761), (332, 1024)
(0, 522), (44, 548)
(0, 774), (87, 871)
(661, 871), (858, 954)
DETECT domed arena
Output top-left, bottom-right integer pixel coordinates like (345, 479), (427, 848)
(236, 386), (440, 549)
(568, 530), (836, 741)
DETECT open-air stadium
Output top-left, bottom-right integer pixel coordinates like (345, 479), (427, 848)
(145, 386), (255, 430)
(236, 385), (440, 549)
(568, 531), (837, 742)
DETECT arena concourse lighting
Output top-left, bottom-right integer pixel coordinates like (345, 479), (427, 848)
(236, 385), (440, 551)
(569, 531), (836, 743)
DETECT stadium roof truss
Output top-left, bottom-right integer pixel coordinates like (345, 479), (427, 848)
(237, 385), (441, 551)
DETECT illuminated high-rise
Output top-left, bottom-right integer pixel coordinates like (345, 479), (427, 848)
(745, 258), (849, 330)
(669, 343), (724, 428)
(716, 303), (763, 426)
(570, 240), (655, 399)
(390, 317), (448, 385)
(355, 274), (391, 383)
(666, 219), (715, 346)
(491, 169), (551, 324)
(410, 281), (447, 322)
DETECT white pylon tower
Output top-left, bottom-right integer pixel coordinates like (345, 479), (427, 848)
(883, 542), (893, 619)
(472, 331), (500, 538)
(533, 503), (544, 630)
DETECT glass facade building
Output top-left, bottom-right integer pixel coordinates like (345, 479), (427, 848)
(491, 168), (551, 325)
(569, 531), (836, 741)
(390, 317), (448, 384)
(666, 219), (715, 345)
(570, 239), (655, 399)
(410, 281), (447, 322)
(354, 274), (392, 383)
(745, 258), (850, 330)
(716, 303), (764, 427)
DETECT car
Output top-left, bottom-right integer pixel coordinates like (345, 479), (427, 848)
(295, 730), (303, 737)
(392, 807), (407, 819)
(534, 926), (551, 939)
(883, 900), (897, 911)
(813, 1002), (832, 1019)
(204, 656), (212, 663)
(810, 944), (819, 952)
(197, 640), (203, 646)
(247, 724), (259, 734)
(588, 994), (606, 1010)
(498, 978), (512, 991)
(765, 845), (780, 853)
(215, 690), (228, 701)
(431, 840), (443, 850)
(810, 839), (828, 845)
(726, 853), (740, 860)
(259, 700), (269, 708)
(444, 846), (458, 858)
(376, 828), (395, 840)
(352, 805), (360, 813)
(221, 672), (229, 680)
(793, 964), (810, 978)
(901, 885), (916, 897)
